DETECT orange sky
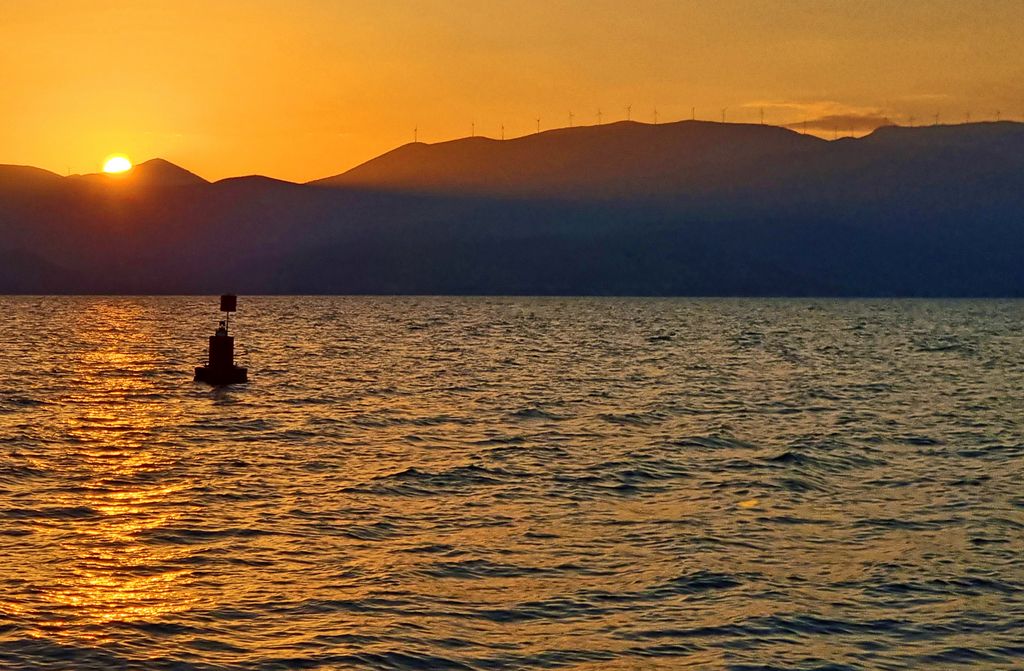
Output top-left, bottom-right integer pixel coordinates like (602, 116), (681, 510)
(2, 0), (1022, 182)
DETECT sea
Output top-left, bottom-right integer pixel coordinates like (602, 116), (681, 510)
(0, 296), (1022, 670)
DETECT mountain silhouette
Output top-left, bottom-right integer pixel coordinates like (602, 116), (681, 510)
(130, 158), (209, 186)
(312, 120), (825, 199)
(1, 122), (1023, 295)
(0, 165), (64, 193)
(68, 158), (209, 188)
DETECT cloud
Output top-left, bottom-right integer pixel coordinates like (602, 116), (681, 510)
(897, 93), (952, 103)
(788, 113), (895, 133)
(743, 99), (875, 116)
(739, 99), (901, 134)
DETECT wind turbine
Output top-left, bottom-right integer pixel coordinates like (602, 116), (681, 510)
(721, 108), (726, 123)
(536, 118), (541, 133)
(569, 111), (574, 127)
(626, 104), (631, 121)
(597, 108), (603, 125)
(654, 108), (658, 125)
(414, 126), (418, 142)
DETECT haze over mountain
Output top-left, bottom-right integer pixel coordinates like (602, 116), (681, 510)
(1, 121), (1023, 295)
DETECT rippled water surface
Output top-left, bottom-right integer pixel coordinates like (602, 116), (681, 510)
(1, 297), (1023, 670)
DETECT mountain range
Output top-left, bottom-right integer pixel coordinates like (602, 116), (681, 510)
(1, 120), (1023, 295)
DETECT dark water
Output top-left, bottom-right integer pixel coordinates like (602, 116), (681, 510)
(1, 297), (1022, 670)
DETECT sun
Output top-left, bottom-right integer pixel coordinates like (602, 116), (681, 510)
(103, 155), (133, 174)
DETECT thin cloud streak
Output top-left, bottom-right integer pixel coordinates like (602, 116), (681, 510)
(788, 113), (895, 133)
(740, 99), (901, 135)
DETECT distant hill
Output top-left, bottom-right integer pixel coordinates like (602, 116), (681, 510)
(311, 120), (826, 199)
(1, 121), (1023, 295)
(69, 158), (209, 188)
(312, 120), (1024, 203)
(129, 158), (209, 186)
(0, 165), (64, 193)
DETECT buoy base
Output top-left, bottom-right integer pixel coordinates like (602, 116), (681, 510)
(194, 365), (248, 386)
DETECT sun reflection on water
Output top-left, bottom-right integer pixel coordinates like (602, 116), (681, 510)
(28, 301), (201, 636)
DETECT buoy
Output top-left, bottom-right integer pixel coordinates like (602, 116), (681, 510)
(194, 294), (248, 385)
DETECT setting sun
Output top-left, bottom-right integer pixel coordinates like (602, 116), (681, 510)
(103, 156), (133, 174)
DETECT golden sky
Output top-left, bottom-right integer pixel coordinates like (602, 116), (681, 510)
(2, 0), (1022, 182)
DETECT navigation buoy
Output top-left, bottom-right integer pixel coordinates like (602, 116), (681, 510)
(194, 294), (248, 385)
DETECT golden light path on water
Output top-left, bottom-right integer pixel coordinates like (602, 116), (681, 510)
(32, 301), (197, 636)
(0, 297), (1022, 669)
